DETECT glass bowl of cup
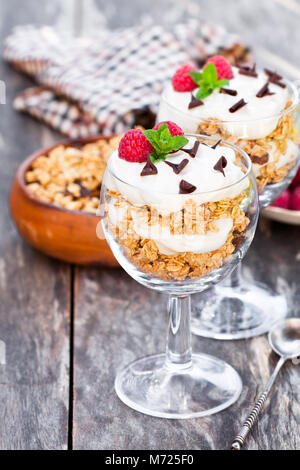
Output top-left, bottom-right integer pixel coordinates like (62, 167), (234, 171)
(100, 131), (258, 418)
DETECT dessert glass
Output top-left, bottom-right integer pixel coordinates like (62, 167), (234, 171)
(158, 79), (300, 340)
(100, 135), (258, 418)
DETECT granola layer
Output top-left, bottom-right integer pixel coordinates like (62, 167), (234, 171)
(106, 190), (249, 281)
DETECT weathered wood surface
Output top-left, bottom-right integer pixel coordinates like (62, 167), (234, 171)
(0, 0), (73, 450)
(0, 0), (300, 450)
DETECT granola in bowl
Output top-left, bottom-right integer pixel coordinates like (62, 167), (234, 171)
(24, 135), (121, 213)
(102, 123), (256, 282)
(158, 57), (300, 193)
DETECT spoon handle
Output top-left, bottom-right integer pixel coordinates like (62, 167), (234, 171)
(231, 356), (286, 450)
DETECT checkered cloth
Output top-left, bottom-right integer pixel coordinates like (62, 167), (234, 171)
(4, 22), (245, 138)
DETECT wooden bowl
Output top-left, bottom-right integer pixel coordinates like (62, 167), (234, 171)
(10, 135), (118, 266)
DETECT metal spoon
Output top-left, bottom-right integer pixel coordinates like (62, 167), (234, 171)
(232, 318), (300, 450)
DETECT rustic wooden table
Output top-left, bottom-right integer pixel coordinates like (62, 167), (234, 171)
(0, 0), (299, 450)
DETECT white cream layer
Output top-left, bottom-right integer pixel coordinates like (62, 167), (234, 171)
(108, 137), (249, 216)
(158, 66), (290, 139)
(134, 216), (233, 255)
(108, 201), (234, 255)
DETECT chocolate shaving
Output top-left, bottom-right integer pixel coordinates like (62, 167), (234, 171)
(220, 87), (238, 96)
(264, 68), (282, 81)
(232, 232), (246, 253)
(211, 139), (222, 149)
(181, 140), (200, 158)
(179, 179), (197, 194)
(268, 77), (286, 88)
(140, 155), (158, 176)
(165, 158), (189, 174)
(256, 82), (274, 98)
(213, 156), (227, 176)
(188, 94), (204, 109)
(251, 153), (269, 165)
(238, 63), (257, 78)
(264, 68), (286, 88)
(229, 98), (247, 113)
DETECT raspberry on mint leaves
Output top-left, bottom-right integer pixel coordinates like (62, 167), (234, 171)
(189, 62), (230, 101)
(172, 64), (197, 92)
(203, 55), (234, 80)
(118, 123), (188, 164)
(144, 122), (188, 163)
(153, 121), (184, 136)
(119, 129), (154, 163)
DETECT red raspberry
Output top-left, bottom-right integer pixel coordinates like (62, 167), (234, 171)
(203, 55), (234, 80)
(172, 64), (197, 92)
(154, 121), (184, 136)
(118, 129), (153, 163)
(290, 166), (300, 188)
(271, 190), (291, 209)
(291, 186), (300, 210)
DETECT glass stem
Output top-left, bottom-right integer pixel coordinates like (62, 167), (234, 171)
(165, 295), (193, 370)
(222, 263), (242, 288)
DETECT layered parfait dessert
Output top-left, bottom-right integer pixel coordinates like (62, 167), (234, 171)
(158, 57), (300, 191)
(102, 122), (254, 282)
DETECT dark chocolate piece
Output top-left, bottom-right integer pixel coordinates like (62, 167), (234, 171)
(238, 63), (258, 78)
(140, 155), (158, 176)
(213, 156), (227, 176)
(220, 87), (238, 96)
(165, 158), (189, 174)
(181, 140), (200, 158)
(188, 94), (204, 109)
(232, 232), (246, 253)
(256, 82), (274, 98)
(268, 77), (286, 88)
(229, 98), (247, 113)
(251, 153), (269, 165)
(264, 68), (282, 81)
(179, 179), (197, 194)
(211, 139), (222, 149)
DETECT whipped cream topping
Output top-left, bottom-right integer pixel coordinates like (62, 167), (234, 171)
(158, 66), (292, 139)
(108, 136), (250, 215)
(106, 136), (251, 255)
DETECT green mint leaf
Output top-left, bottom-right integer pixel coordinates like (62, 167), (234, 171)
(160, 127), (172, 143)
(150, 152), (167, 164)
(156, 123), (169, 137)
(195, 86), (213, 100)
(144, 123), (188, 163)
(171, 135), (189, 151)
(216, 78), (229, 88)
(202, 62), (218, 84)
(143, 129), (162, 152)
(189, 63), (231, 102)
(189, 71), (203, 85)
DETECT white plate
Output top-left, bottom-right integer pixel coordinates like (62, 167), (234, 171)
(262, 206), (300, 225)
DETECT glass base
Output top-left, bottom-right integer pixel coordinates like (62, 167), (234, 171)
(191, 281), (288, 340)
(115, 353), (242, 419)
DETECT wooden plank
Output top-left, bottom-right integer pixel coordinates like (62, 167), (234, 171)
(0, 0), (76, 450)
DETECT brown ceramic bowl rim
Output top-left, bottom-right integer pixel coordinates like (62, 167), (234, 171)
(17, 134), (117, 218)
